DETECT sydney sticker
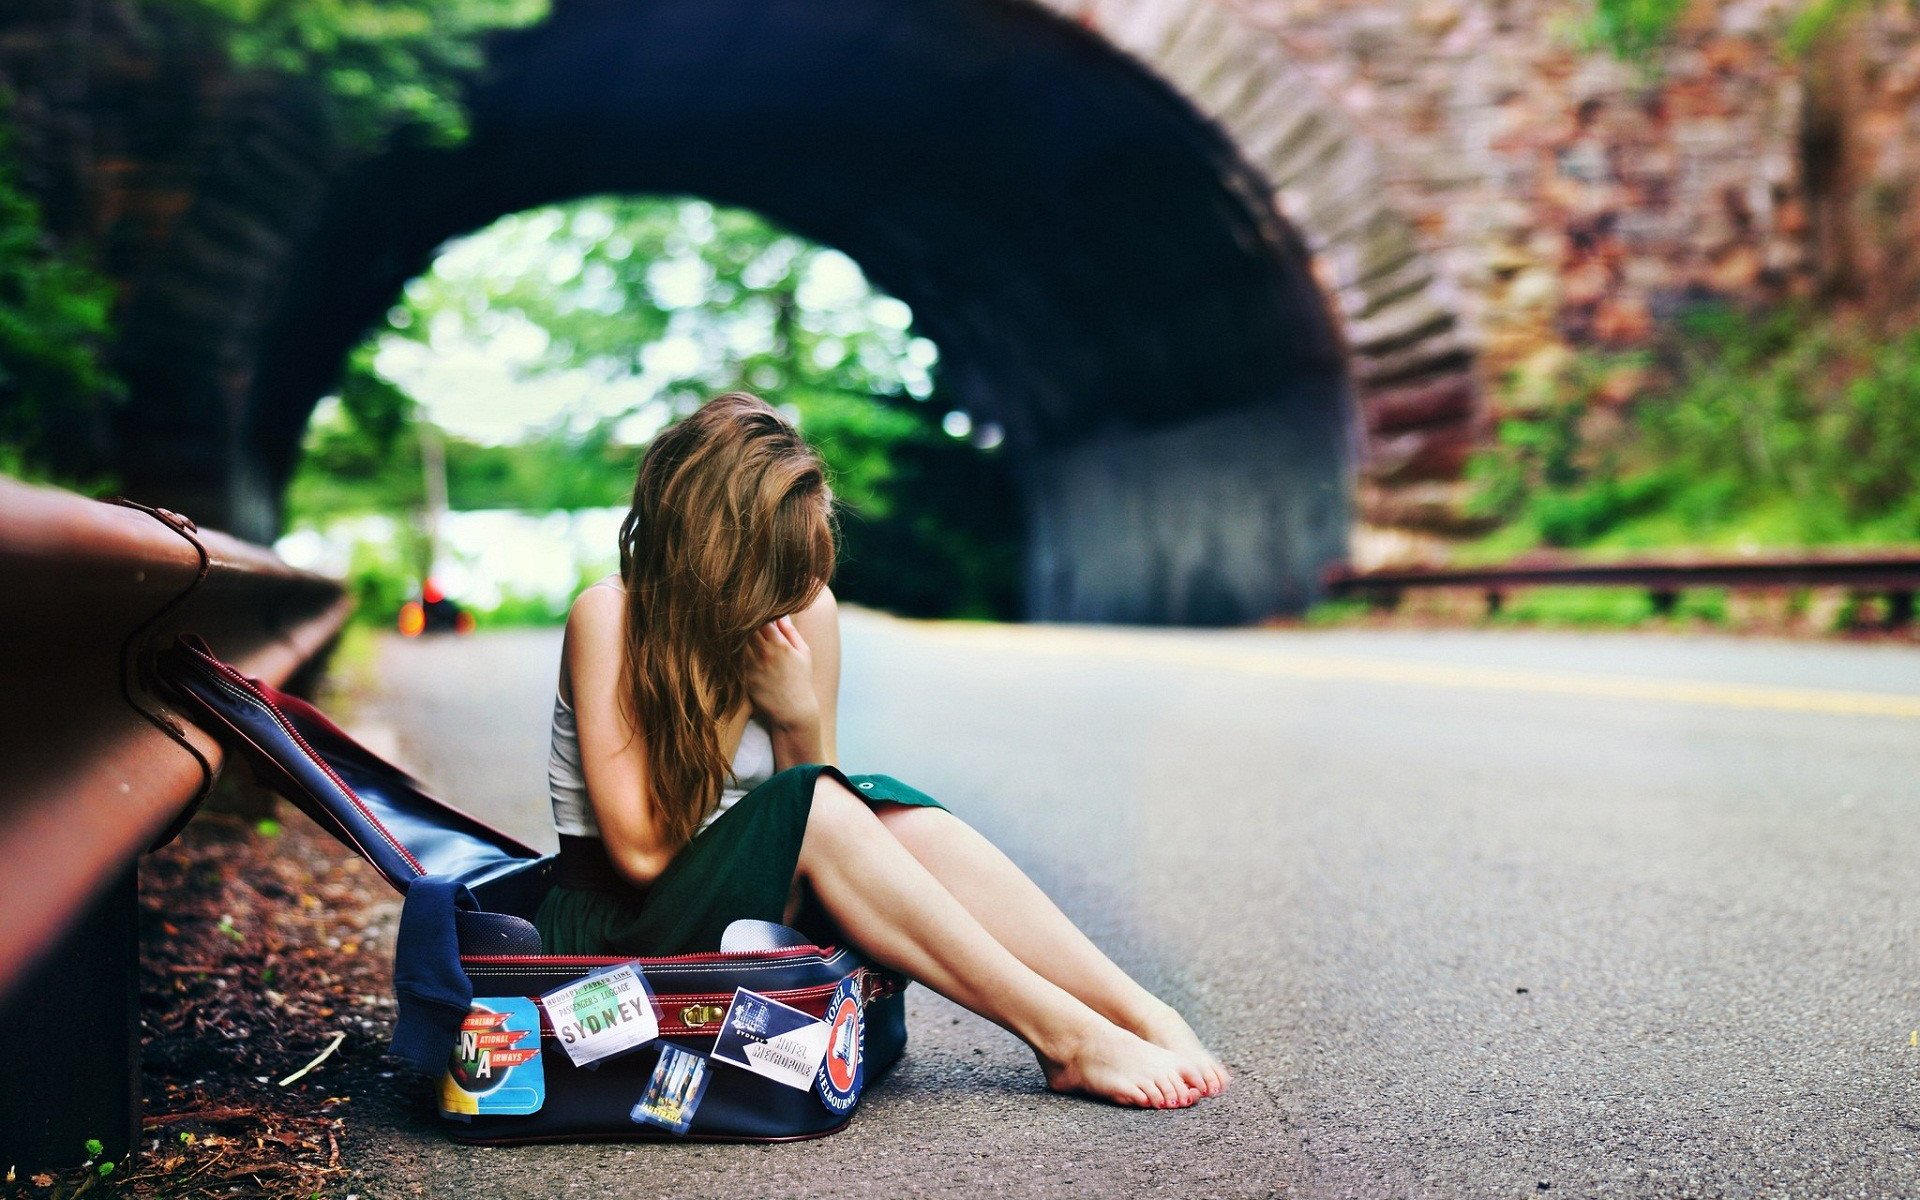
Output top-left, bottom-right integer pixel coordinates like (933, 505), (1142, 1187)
(541, 963), (661, 1068)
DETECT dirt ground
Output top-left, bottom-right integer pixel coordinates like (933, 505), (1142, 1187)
(10, 805), (401, 1200)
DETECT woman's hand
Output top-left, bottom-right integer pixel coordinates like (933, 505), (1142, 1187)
(743, 615), (820, 733)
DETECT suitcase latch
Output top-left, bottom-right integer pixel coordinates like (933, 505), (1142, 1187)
(680, 1003), (729, 1028)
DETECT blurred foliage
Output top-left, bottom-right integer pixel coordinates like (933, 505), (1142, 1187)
(1467, 303), (1920, 557)
(152, 0), (547, 147)
(288, 408), (639, 521)
(292, 196), (1021, 623)
(3, 0), (537, 492)
(393, 197), (939, 411)
(0, 92), (123, 489)
(1487, 585), (1729, 627)
(1783, 0), (1868, 56)
(1585, 0), (1862, 59)
(795, 386), (1024, 621)
(342, 531), (427, 627)
(1583, 0), (1688, 59)
(469, 587), (574, 628)
(1306, 586), (1732, 631)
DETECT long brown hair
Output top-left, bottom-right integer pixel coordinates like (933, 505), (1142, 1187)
(616, 392), (837, 848)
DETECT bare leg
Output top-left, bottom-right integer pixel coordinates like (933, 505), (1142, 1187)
(797, 775), (1200, 1108)
(875, 805), (1229, 1096)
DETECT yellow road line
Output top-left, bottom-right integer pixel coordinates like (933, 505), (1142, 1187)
(908, 621), (1920, 720)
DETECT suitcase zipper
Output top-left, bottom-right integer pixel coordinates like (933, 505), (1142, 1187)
(461, 945), (832, 968)
(520, 974), (902, 1038)
(532, 983), (842, 1037)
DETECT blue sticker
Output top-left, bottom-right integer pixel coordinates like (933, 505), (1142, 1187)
(815, 973), (865, 1114)
(630, 1044), (711, 1135)
(439, 997), (545, 1118)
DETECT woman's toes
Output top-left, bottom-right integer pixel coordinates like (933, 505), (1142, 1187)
(1049, 1020), (1218, 1110)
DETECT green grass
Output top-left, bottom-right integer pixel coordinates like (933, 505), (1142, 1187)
(1306, 587), (1733, 631)
(1461, 305), (1920, 567)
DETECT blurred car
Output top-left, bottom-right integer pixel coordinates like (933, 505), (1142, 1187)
(398, 578), (475, 636)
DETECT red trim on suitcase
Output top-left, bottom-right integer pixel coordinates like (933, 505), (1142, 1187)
(533, 982), (841, 1037)
(265, 682), (541, 859)
(461, 945), (831, 967)
(181, 638), (427, 877)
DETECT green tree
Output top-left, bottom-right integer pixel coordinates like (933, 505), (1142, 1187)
(293, 196), (1023, 620)
(402, 197), (936, 414)
(152, 0), (548, 147)
(0, 93), (122, 487)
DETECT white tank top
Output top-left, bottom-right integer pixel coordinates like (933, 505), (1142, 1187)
(547, 581), (777, 840)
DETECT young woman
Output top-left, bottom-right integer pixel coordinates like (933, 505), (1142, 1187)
(534, 392), (1228, 1109)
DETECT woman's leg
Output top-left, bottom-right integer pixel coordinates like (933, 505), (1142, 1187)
(873, 804), (1229, 1096)
(797, 774), (1200, 1109)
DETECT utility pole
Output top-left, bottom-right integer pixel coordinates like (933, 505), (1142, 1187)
(418, 420), (448, 582)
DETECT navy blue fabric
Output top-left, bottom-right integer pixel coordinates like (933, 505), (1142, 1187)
(157, 637), (538, 890)
(449, 960), (908, 1141)
(391, 876), (477, 1072)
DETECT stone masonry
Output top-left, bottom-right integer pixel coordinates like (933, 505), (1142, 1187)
(1064, 0), (1920, 562)
(4, 0), (1919, 569)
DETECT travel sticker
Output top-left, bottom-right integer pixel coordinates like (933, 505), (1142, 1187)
(439, 998), (544, 1117)
(709, 987), (832, 1091)
(630, 1044), (712, 1135)
(541, 963), (661, 1068)
(815, 973), (865, 1114)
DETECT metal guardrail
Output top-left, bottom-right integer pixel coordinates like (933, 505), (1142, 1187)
(0, 478), (349, 1169)
(1324, 551), (1920, 623)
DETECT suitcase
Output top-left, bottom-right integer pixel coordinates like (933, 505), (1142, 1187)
(156, 632), (907, 1143)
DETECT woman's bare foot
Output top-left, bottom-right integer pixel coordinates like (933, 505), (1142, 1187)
(1131, 1003), (1231, 1097)
(1037, 1019), (1201, 1109)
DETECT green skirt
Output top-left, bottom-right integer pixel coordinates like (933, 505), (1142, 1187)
(533, 764), (949, 956)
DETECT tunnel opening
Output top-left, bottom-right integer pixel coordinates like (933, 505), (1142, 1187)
(280, 193), (1028, 626)
(134, 0), (1353, 625)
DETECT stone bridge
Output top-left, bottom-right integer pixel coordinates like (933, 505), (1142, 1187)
(8, 0), (1911, 623)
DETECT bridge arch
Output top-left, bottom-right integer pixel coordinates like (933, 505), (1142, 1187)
(115, 0), (1472, 624)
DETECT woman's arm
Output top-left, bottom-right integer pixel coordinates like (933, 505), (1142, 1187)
(748, 584), (842, 770)
(789, 584), (841, 767)
(565, 585), (677, 888)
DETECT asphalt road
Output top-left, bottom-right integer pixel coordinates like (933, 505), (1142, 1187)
(337, 612), (1920, 1198)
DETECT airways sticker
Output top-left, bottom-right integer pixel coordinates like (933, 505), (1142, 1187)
(439, 998), (544, 1117)
(709, 987), (831, 1091)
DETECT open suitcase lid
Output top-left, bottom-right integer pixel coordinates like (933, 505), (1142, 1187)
(154, 632), (898, 1083)
(157, 632), (544, 894)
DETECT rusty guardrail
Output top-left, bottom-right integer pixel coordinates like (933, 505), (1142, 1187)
(1324, 551), (1920, 623)
(0, 478), (349, 1169)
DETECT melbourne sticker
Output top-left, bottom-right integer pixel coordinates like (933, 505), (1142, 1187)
(630, 1044), (712, 1135)
(815, 973), (865, 1113)
(439, 998), (544, 1117)
(709, 987), (831, 1091)
(541, 963), (661, 1068)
